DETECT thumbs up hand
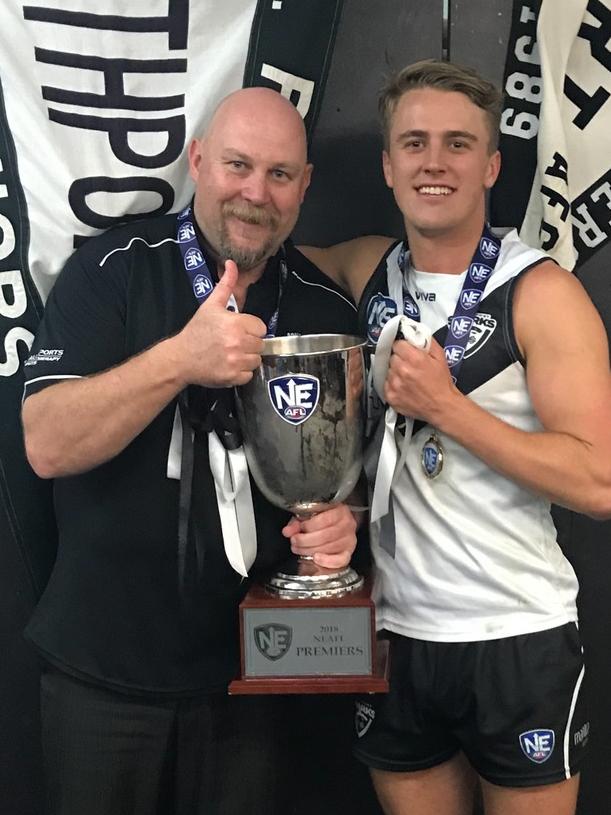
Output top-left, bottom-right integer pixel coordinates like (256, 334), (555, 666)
(174, 259), (267, 387)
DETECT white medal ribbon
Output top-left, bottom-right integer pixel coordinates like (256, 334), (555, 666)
(370, 314), (432, 524)
(167, 406), (258, 578)
(208, 431), (257, 578)
(208, 290), (258, 577)
(167, 404), (185, 480)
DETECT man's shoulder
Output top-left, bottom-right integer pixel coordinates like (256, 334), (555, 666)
(71, 211), (179, 269)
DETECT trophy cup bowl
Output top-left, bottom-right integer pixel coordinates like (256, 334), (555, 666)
(235, 334), (366, 599)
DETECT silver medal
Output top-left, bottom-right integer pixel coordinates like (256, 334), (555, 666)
(421, 432), (444, 479)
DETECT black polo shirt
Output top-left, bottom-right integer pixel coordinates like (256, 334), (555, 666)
(23, 213), (358, 695)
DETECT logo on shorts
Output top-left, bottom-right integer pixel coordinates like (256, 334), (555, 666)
(254, 624), (292, 661)
(573, 722), (590, 747)
(519, 729), (555, 763)
(355, 700), (376, 738)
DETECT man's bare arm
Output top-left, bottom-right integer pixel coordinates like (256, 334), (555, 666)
(385, 262), (611, 518)
(299, 236), (394, 303)
(22, 262), (266, 479)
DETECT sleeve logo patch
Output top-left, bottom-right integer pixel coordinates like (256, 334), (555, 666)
(24, 349), (64, 366)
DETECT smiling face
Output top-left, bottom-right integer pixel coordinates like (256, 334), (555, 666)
(189, 88), (312, 272)
(382, 87), (500, 243)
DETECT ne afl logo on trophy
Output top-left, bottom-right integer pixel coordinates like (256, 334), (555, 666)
(268, 375), (320, 426)
(254, 624), (292, 661)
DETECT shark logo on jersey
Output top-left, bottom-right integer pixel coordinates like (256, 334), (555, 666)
(366, 294), (398, 343)
(519, 729), (555, 763)
(463, 313), (497, 359)
(447, 313), (497, 359)
(355, 700), (376, 738)
(268, 375), (320, 425)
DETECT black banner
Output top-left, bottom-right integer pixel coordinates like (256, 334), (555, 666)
(490, 0), (542, 231)
(243, 0), (344, 139)
(0, 75), (56, 598)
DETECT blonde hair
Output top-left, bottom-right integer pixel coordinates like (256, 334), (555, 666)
(379, 59), (502, 153)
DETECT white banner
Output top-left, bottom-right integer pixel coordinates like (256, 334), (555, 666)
(2, 1), (257, 301)
(518, 0), (610, 270)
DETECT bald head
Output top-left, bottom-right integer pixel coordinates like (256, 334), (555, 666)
(188, 87), (312, 273)
(204, 87), (308, 159)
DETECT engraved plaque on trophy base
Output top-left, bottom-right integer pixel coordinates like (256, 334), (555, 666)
(229, 578), (389, 695)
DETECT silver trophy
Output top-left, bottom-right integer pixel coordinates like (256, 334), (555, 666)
(235, 334), (366, 600)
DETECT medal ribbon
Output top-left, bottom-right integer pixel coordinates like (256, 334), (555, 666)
(370, 225), (502, 553)
(396, 223), (501, 381)
(174, 204), (287, 582)
(176, 204), (287, 333)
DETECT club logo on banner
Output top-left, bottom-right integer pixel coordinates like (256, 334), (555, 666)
(268, 375), (320, 425)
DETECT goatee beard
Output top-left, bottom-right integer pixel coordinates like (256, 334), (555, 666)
(218, 203), (280, 270)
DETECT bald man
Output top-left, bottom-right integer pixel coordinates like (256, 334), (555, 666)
(21, 88), (363, 815)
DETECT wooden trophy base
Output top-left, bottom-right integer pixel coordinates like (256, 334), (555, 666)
(229, 578), (389, 695)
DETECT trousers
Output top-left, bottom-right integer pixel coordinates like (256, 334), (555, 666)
(40, 666), (284, 815)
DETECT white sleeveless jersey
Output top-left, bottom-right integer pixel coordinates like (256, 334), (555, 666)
(369, 230), (579, 642)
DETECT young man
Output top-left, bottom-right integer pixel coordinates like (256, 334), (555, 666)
(21, 88), (361, 815)
(302, 60), (611, 815)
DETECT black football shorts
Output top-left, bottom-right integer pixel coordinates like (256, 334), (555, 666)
(353, 623), (588, 787)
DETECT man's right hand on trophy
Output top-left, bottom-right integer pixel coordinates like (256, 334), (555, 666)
(282, 504), (358, 569)
(175, 259), (266, 388)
